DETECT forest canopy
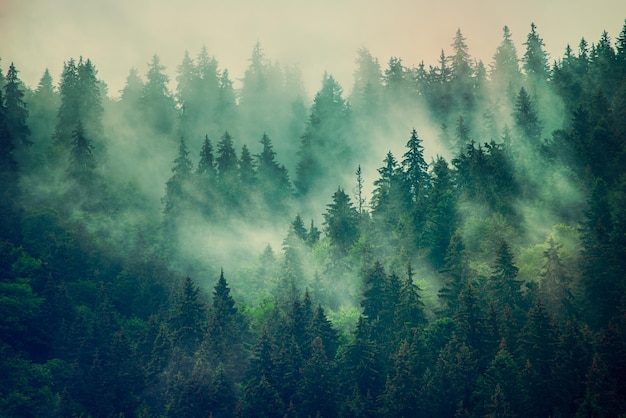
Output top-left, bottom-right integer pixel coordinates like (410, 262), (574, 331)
(1, 20), (626, 417)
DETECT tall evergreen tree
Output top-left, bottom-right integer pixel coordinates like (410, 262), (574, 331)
(140, 55), (176, 135)
(0, 83), (20, 241)
(438, 233), (471, 314)
(3, 63), (31, 146)
(76, 58), (103, 144)
(256, 133), (292, 213)
(513, 86), (542, 143)
(523, 23), (550, 82)
(168, 276), (207, 356)
(28, 69), (58, 150)
(323, 187), (360, 256)
(490, 25), (522, 98)
(66, 121), (97, 191)
(295, 73), (350, 195)
(215, 131), (239, 207)
(401, 128), (430, 204)
(449, 28), (474, 109)
(162, 138), (193, 240)
(54, 58), (80, 148)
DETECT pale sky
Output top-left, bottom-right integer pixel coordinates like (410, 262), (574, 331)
(1, 0), (625, 98)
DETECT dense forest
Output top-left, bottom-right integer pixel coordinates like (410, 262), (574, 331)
(1, 20), (626, 417)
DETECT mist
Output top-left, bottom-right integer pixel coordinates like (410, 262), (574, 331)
(2, 4), (626, 417)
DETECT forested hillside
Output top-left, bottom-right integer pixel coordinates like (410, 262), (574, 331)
(1, 21), (626, 417)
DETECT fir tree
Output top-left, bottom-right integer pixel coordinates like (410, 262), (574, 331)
(3, 63), (31, 146)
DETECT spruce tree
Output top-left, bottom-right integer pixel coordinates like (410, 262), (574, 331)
(3, 63), (31, 146)
(322, 187), (360, 256)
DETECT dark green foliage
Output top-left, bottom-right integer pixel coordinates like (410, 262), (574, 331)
(3, 23), (626, 418)
(140, 55), (176, 134)
(4, 63), (31, 146)
(66, 121), (97, 187)
(491, 25), (522, 98)
(323, 187), (360, 256)
(523, 22), (550, 82)
(256, 133), (292, 214)
(295, 73), (351, 195)
(513, 86), (542, 143)
(168, 276), (207, 355)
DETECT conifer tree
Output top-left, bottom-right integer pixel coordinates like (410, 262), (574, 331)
(490, 25), (522, 98)
(140, 55), (176, 135)
(28, 69), (58, 149)
(120, 67), (143, 107)
(449, 28), (474, 109)
(239, 144), (256, 192)
(196, 135), (216, 178)
(256, 133), (292, 212)
(291, 213), (307, 241)
(295, 73), (350, 195)
(76, 58), (103, 143)
(215, 131), (239, 206)
(371, 151), (406, 227)
(0, 84), (20, 241)
(67, 121), (97, 191)
(513, 86), (542, 143)
(168, 276), (207, 356)
(323, 187), (360, 256)
(162, 138), (193, 239)
(523, 23), (550, 82)
(54, 59), (80, 148)
(3, 63), (31, 146)
(396, 262), (426, 335)
(402, 128), (430, 204)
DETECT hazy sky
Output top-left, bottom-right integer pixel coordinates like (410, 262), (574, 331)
(1, 0), (625, 98)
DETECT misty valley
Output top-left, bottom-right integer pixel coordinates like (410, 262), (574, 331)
(2, 21), (626, 417)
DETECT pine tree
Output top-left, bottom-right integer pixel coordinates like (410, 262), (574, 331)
(371, 151), (407, 231)
(449, 28), (474, 110)
(239, 144), (256, 194)
(438, 234), (471, 315)
(519, 300), (560, 417)
(0, 84), (20, 241)
(168, 276), (207, 355)
(3, 63), (31, 146)
(256, 133), (292, 213)
(175, 50), (198, 140)
(120, 67), (143, 107)
(401, 128), (430, 204)
(54, 58), (80, 148)
(307, 304), (339, 360)
(28, 69), (58, 150)
(205, 269), (247, 381)
(140, 55), (176, 135)
(215, 131), (239, 206)
(350, 48), (383, 114)
(322, 187), (360, 256)
(380, 340), (420, 417)
(523, 23), (550, 82)
(66, 121), (97, 191)
(196, 135), (216, 178)
(488, 240), (525, 315)
(295, 73), (350, 195)
(298, 336), (337, 417)
(76, 58), (103, 144)
(291, 213), (307, 241)
(396, 262), (426, 336)
(490, 26), (522, 97)
(162, 138), (193, 240)
(424, 156), (457, 269)
(361, 261), (388, 325)
(538, 237), (572, 320)
(513, 87), (542, 143)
